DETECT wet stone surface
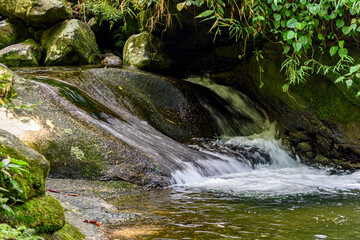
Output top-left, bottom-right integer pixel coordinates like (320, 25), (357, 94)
(46, 178), (145, 240)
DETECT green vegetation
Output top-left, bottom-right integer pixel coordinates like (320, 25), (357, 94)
(0, 224), (43, 240)
(0, 152), (29, 216)
(72, 0), (360, 95)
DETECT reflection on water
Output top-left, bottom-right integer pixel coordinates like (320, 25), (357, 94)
(109, 186), (360, 239)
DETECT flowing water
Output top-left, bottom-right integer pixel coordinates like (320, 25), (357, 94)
(108, 76), (360, 239)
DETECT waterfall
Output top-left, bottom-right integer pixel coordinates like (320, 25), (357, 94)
(171, 77), (360, 195)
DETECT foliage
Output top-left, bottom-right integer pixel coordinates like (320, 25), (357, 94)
(0, 152), (29, 215)
(180, 0), (360, 93)
(0, 224), (43, 240)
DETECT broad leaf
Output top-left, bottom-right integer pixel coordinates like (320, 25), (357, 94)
(329, 46), (339, 57)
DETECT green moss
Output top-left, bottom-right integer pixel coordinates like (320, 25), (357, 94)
(32, 136), (107, 180)
(0, 18), (30, 49)
(0, 39), (42, 67)
(248, 46), (360, 124)
(0, 144), (46, 202)
(11, 195), (65, 234)
(51, 223), (85, 240)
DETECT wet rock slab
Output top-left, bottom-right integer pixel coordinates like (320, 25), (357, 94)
(46, 178), (145, 240)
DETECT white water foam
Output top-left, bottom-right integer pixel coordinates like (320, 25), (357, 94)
(172, 135), (360, 196)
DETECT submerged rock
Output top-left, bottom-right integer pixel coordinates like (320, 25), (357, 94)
(0, 0), (72, 28)
(123, 32), (172, 70)
(0, 39), (42, 67)
(0, 18), (29, 49)
(41, 19), (101, 66)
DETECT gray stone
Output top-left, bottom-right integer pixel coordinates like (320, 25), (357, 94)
(0, 39), (41, 67)
(101, 53), (122, 67)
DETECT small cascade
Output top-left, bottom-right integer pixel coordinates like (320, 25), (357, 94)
(171, 76), (360, 196)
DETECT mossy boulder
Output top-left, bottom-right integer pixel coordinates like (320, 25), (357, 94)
(240, 42), (360, 170)
(0, 18), (29, 49)
(0, 129), (49, 202)
(11, 195), (65, 234)
(0, 0), (72, 28)
(52, 222), (85, 240)
(0, 64), (13, 99)
(41, 19), (101, 66)
(0, 39), (42, 67)
(123, 32), (172, 70)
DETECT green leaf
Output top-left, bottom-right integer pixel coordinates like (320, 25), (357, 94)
(346, 79), (353, 88)
(338, 48), (348, 58)
(176, 1), (186, 11)
(299, 36), (308, 45)
(357, 91), (360, 98)
(350, 65), (360, 74)
(293, 42), (302, 52)
(342, 26), (351, 35)
(1, 204), (13, 215)
(274, 13), (281, 22)
(318, 33), (324, 40)
(287, 18), (297, 28)
(196, 10), (214, 18)
(287, 30), (296, 39)
(283, 45), (291, 54)
(339, 40), (345, 48)
(335, 76), (344, 83)
(329, 46), (339, 57)
(336, 19), (345, 28)
(2, 158), (10, 166)
(282, 84), (289, 92)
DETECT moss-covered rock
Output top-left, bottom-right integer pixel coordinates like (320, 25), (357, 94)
(0, 18), (29, 49)
(123, 32), (172, 70)
(41, 19), (101, 66)
(0, 129), (49, 202)
(0, 0), (72, 28)
(0, 39), (42, 67)
(0, 64), (13, 100)
(51, 222), (85, 240)
(11, 195), (65, 234)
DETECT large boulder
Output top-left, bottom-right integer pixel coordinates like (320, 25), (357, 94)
(0, 0), (72, 28)
(0, 128), (49, 202)
(0, 65), (218, 187)
(0, 18), (29, 49)
(123, 32), (172, 70)
(41, 19), (101, 66)
(0, 39), (42, 67)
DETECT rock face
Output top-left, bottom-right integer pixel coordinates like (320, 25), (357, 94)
(1, 65), (218, 187)
(0, 18), (29, 49)
(123, 32), (172, 70)
(0, 39), (42, 67)
(228, 43), (360, 170)
(41, 19), (101, 66)
(0, 0), (72, 28)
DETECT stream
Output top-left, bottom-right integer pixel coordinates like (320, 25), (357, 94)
(15, 68), (360, 239)
(105, 76), (360, 239)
